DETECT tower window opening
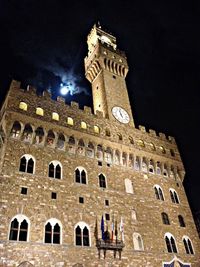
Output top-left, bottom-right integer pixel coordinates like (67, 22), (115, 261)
(81, 121), (87, 129)
(94, 125), (100, 134)
(19, 102), (28, 111)
(52, 112), (59, 121)
(36, 107), (44, 116)
(67, 117), (74, 126)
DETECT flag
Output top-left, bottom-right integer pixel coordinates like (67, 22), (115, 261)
(119, 217), (124, 242)
(115, 220), (118, 241)
(101, 215), (105, 240)
(94, 217), (98, 240)
(111, 215), (114, 241)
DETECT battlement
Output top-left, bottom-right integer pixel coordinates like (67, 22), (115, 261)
(6, 80), (178, 154)
(137, 125), (176, 143)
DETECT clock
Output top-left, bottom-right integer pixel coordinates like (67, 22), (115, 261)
(112, 106), (130, 124)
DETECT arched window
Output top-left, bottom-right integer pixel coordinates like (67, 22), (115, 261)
(35, 127), (44, 144)
(68, 136), (75, 145)
(129, 136), (134, 144)
(75, 222), (90, 247)
(105, 128), (111, 137)
(150, 143), (155, 151)
(125, 178), (133, 194)
(96, 145), (103, 160)
(57, 133), (65, 149)
(94, 125), (100, 134)
(48, 161), (62, 179)
(44, 219), (61, 244)
(47, 130), (55, 146)
(86, 142), (94, 158)
(22, 124), (33, 142)
(134, 156), (140, 171)
(164, 233), (177, 253)
(160, 146), (166, 154)
(122, 152), (127, 166)
(36, 107), (44, 116)
(77, 139), (85, 155)
(99, 173), (106, 188)
(170, 149), (175, 157)
(104, 147), (112, 163)
(19, 154), (35, 174)
(131, 209), (137, 221)
(161, 212), (170, 225)
(75, 167), (87, 184)
(170, 166), (176, 179)
(133, 233), (144, 250)
(67, 117), (74, 126)
(52, 112), (59, 121)
(81, 121), (87, 129)
(170, 189), (180, 204)
(128, 154), (134, 168)
(149, 159), (155, 173)
(141, 158), (148, 172)
(163, 164), (168, 177)
(115, 150), (120, 165)
(19, 102), (28, 111)
(183, 236), (194, 255)
(9, 215), (29, 241)
(156, 161), (161, 175)
(154, 185), (164, 201)
(10, 121), (21, 138)
(178, 215), (185, 227)
(138, 139), (145, 147)
(117, 133), (122, 141)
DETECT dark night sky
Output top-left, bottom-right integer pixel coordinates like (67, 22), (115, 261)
(0, 1), (200, 212)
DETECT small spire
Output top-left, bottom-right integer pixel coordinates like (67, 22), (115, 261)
(97, 21), (101, 29)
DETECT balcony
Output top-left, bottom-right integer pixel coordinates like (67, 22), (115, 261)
(96, 239), (125, 259)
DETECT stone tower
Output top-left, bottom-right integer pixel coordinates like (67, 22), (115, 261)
(84, 25), (134, 127)
(0, 24), (200, 267)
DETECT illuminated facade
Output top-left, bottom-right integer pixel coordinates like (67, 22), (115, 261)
(0, 25), (200, 267)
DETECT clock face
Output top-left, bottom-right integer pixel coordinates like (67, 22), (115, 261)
(112, 106), (130, 124)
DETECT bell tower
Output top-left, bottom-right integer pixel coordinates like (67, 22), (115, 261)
(84, 24), (135, 127)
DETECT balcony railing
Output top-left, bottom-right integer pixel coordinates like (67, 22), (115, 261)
(96, 239), (125, 259)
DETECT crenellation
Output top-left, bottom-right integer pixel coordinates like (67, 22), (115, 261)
(70, 101), (79, 109)
(27, 85), (37, 94)
(159, 132), (167, 140)
(56, 96), (65, 103)
(138, 125), (146, 132)
(149, 129), (157, 137)
(42, 90), (52, 98)
(83, 106), (92, 114)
